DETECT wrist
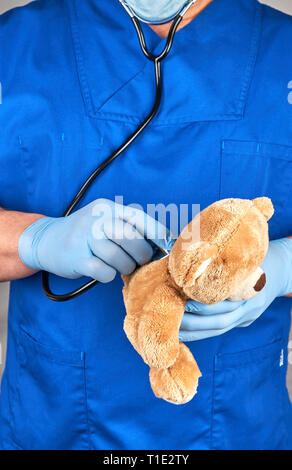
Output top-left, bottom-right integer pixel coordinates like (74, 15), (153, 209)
(18, 217), (56, 270)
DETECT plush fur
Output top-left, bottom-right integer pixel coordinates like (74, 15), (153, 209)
(122, 197), (274, 405)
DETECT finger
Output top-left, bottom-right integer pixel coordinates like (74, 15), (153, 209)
(238, 320), (254, 328)
(90, 237), (136, 275)
(232, 293), (268, 328)
(103, 218), (153, 265)
(179, 315), (245, 342)
(92, 199), (174, 251)
(185, 299), (245, 315)
(180, 307), (245, 331)
(179, 325), (233, 342)
(120, 204), (174, 250)
(78, 257), (117, 283)
(237, 306), (261, 328)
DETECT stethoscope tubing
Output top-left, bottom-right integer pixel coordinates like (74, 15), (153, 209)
(42, 14), (182, 301)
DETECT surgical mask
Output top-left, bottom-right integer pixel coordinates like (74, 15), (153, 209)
(119, 0), (197, 25)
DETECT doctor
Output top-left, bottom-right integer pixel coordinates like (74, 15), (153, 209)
(0, 0), (292, 450)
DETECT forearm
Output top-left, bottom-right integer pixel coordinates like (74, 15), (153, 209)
(0, 207), (45, 281)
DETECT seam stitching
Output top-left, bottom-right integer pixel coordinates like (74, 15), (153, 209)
(237, 2), (263, 116)
(66, 0), (95, 116)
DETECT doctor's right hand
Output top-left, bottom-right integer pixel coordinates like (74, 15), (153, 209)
(18, 199), (171, 282)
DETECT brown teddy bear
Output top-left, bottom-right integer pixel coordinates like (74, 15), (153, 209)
(122, 197), (274, 405)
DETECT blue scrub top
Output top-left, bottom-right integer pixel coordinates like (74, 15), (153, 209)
(0, 0), (292, 450)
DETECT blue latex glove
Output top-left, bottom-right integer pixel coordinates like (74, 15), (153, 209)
(180, 238), (292, 342)
(19, 199), (172, 282)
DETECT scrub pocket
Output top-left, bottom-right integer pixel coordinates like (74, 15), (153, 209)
(211, 339), (286, 450)
(13, 327), (89, 450)
(220, 140), (292, 239)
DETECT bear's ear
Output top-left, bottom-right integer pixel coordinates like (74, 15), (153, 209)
(253, 197), (274, 221)
(169, 240), (218, 288)
(183, 243), (218, 288)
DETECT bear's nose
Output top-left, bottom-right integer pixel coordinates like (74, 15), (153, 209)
(254, 273), (266, 292)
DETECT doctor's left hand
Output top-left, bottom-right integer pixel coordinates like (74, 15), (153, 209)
(179, 238), (292, 342)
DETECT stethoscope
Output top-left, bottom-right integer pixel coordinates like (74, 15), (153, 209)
(42, 2), (193, 302)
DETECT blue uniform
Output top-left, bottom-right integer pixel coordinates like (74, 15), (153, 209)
(0, 0), (292, 450)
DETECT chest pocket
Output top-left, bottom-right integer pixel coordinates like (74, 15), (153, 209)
(219, 140), (292, 239)
(0, 132), (104, 216)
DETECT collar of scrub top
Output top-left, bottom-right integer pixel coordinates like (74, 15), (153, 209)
(68, 0), (263, 124)
(119, 0), (197, 25)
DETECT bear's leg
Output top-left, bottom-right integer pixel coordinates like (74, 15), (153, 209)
(137, 283), (186, 369)
(149, 343), (201, 405)
(123, 258), (170, 355)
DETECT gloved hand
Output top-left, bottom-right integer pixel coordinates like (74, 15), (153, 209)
(19, 199), (172, 282)
(179, 238), (292, 342)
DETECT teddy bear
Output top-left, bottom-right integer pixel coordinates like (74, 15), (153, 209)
(122, 197), (274, 405)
